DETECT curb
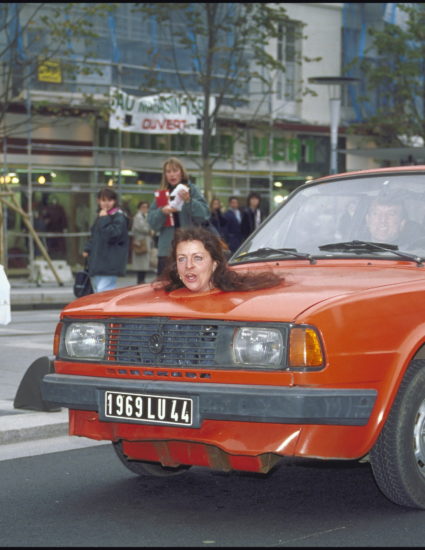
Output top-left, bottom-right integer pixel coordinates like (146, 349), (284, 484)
(10, 290), (75, 308)
(9, 283), (76, 309)
(8, 276), (146, 308)
(0, 401), (68, 445)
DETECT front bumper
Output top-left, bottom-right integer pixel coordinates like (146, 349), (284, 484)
(41, 373), (377, 427)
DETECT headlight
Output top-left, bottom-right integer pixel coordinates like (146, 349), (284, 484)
(233, 327), (284, 367)
(64, 322), (105, 358)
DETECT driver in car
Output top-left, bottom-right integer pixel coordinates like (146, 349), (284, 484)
(365, 195), (420, 247)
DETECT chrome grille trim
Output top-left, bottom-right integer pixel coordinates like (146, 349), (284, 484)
(105, 320), (222, 367)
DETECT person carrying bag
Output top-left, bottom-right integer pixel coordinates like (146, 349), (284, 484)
(73, 259), (93, 298)
(82, 187), (130, 293)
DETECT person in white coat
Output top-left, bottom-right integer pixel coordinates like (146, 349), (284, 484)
(131, 201), (152, 284)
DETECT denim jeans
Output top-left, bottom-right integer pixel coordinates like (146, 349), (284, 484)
(91, 275), (117, 293)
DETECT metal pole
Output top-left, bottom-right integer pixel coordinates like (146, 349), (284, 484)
(3, 135), (8, 268)
(0, 200), (4, 266)
(329, 97), (341, 175)
(26, 87), (34, 265)
(308, 77), (358, 176)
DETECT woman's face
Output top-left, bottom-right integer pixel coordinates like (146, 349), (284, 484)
(165, 164), (183, 186)
(211, 199), (220, 210)
(98, 196), (115, 212)
(249, 196), (260, 209)
(176, 239), (217, 293)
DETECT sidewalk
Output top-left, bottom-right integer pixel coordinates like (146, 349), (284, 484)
(1, 272), (154, 451)
(10, 272), (148, 309)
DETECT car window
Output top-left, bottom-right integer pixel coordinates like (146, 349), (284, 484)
(233, 174), (425, 261)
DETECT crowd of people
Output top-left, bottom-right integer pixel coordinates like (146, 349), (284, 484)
(83, 156), (265, 293)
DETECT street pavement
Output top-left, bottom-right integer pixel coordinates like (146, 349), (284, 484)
(0, 272), (155, 454)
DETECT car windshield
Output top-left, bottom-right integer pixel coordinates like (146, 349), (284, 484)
(232, 172), (425, 264)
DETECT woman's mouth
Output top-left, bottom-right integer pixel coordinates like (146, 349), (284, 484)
(184, 273), (197, 283)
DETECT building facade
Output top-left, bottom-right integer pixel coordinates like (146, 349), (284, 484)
(0, 3), (386, 271)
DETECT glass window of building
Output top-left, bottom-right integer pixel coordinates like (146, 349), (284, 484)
(276, 20), (301, 103)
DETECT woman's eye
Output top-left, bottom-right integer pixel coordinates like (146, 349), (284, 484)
(177, 257), (185, 263)
(194, 255), (203, 262)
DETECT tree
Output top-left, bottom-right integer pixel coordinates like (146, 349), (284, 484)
(132, 2), (318, 202)
(0, 2), (115, 267)
(349, 3), (425, 147)
(0, 2), (115, 139)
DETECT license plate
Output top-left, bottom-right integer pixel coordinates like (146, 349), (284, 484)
(103, 391), (193, 426)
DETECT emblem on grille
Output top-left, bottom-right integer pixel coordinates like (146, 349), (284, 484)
(148, 333), (164, 354)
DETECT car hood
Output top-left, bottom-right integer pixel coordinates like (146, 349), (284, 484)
(63, 262), (425, 323)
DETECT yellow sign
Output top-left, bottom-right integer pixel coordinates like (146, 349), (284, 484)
(37, 59), (62, 83)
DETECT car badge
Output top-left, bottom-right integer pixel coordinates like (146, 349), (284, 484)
(148, 333), (164, 354)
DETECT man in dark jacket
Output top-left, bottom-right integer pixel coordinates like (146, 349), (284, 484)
(83, 187), (129, 293)
(223, 196), (243, 253)
(241, 191), (262, 240)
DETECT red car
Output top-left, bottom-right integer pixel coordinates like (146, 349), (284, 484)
(42, 165), (425, 508)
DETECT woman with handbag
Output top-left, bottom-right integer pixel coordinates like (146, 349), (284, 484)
(147, 157), (210, 276)
(131, 200), (152, 284)
(82, 187), (129, 293)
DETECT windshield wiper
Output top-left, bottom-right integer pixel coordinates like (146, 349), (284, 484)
(318, 240), (424, 266)
(233, 247), (316, 264)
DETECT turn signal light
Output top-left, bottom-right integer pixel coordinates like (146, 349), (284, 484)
(289, 326), (324, 368)
(53, 322), (63, 356)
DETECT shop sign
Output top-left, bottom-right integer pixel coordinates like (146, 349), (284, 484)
(109, 87), (215, 135)
(252, 136), (317, 163)
(37, 59), (62, 83)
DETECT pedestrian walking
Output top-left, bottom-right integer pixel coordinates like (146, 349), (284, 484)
(209, 197), (227, 241)
(241, 191), (262, 239)
(223, 195), (243, 253)
(131, 200), (152, 284)
(147, 157), (209, 276)
(82, 187), (129, 293)
(41, 195), (68, 259)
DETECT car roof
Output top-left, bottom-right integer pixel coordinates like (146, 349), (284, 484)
(312, 164), (425, 185)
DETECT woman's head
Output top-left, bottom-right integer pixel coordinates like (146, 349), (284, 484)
(159, 226), (282, 293)
(97, 187), (118, 211)
(247, 191), (261, 209)
(162, 227), (228, 292)
(210, 198), (221, 211)
(160, 157), (189, 189)
(137, 200), (149, 214)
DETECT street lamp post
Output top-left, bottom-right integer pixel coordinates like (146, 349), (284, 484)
(308, 76), (358, 174)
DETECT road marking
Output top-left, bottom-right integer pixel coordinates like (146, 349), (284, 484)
(273, 526), (347, 546)
(0, 435), (108, 461)
(0, 329), (53, 335)
(1, 342), (52, 350)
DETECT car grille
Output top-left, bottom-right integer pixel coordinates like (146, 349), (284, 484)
(105, 320), (223, 367)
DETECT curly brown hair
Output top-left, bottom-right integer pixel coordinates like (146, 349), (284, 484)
(158, 226), (283, 292)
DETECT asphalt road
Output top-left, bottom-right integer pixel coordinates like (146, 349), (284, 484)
(1, 444), (425, 547)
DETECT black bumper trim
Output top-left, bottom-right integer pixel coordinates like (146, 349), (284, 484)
(41, 373), (377, 427)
